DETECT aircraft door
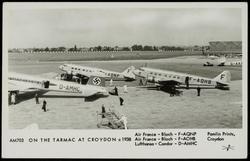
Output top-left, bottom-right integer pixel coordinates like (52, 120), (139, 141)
(42, 81), (50, 88)
(185, 76), (189, 89)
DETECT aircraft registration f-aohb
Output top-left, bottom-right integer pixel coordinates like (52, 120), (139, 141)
(8, 72), (108, 97)
(133, 67), (231, 90)
(59, 64), (136, 81)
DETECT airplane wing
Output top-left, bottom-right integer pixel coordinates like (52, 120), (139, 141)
(151, 76), (182, 86)
(8, 82), (44, 93)
(157, 80), (182, 86)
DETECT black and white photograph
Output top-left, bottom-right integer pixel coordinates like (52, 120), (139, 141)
(2, 2), (247, 158)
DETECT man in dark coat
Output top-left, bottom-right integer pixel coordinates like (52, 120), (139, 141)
(42, 100), (47, 112)
(197, 86), (201, 96)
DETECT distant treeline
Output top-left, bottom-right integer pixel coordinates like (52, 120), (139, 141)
(8, 44), (206, 53)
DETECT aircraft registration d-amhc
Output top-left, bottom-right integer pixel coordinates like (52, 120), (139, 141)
(133, 67), (231, 90)
(59, 64), (136, 82)
(8, 72), (108, 97)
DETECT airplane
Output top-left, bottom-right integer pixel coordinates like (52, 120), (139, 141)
(207, 54), (220, 60)
(217, 58), (242, 66)
(204, 56), (242, 66)
(133, 67), (231, 90)
(8, 72), (108, 97)
(58, 64), (136, 82)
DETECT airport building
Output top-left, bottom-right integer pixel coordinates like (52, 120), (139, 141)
(208, 41), (242, 55)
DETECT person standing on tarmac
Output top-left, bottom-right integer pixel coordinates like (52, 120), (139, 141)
(35, 93), (39, 104)
(197, 86), (201, 96)
(101, 104), (106, 118)
(185, 76), (190, 89)
(119, 97), (124, 106)
(109, 79), (113, 86)
(139, 79), (143, 86)
(11, 93), (16, 105)
(123, 85), (128, 93)
(42, 100), (47, 112)
(114, 86), (118, 96)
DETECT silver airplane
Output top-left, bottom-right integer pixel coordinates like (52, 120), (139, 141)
(59, 64), (136, 81)
(133, 67), (231, 90)
(8, 72), (108, 97)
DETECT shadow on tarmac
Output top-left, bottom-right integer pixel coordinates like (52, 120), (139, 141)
(40, 93), (109, 102)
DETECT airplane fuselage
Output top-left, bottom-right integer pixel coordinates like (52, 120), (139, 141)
(8, 72), (107, 97)
(59, 64), (135, 81)
(134, 67), (228, 89)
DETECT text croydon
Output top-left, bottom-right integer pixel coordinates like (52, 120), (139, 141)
(87, 137), (117, 142)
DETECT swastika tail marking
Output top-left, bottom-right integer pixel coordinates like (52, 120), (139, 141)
(92, 77), (101, 85)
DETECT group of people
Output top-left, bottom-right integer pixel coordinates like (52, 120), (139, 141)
(35, 93), (47, 112)
(109, 86), (125, 106)
(9, 92), (48, 112)
(100, 83), (129, 129)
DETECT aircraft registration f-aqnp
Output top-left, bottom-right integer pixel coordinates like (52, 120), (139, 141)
(133, 67), (231, 90)
(59, 64), (136, 81)
(8, 72), (108, 97)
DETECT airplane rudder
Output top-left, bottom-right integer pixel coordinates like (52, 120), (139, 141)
(123, 66), (135, 73)
(215, 70), (231, 83)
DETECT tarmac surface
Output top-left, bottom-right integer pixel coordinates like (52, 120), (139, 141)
(8, 56), (243, 129)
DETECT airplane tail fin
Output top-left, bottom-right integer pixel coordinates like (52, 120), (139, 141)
(122, 66), (135, 74)
(122, 66), (136, 80)
(213, 71), (231, 85)
(87, 76), (105, 87)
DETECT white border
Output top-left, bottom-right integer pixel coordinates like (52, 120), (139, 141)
(2, 2), (248, 158)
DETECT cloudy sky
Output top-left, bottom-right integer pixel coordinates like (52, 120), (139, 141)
(5, 4), (243, 48)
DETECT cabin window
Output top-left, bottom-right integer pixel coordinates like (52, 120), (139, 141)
(159, 74), (161, 76)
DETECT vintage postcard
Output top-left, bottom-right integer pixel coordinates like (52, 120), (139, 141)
(2, 2), (247, 158)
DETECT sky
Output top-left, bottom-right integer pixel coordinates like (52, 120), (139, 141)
(5, 4), (243, 48)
